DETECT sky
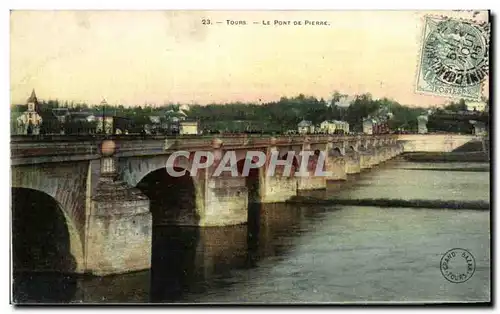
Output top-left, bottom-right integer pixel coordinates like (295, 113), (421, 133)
(10, 10), (489, 107)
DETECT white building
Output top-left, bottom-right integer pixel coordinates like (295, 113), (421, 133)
(362, 118), (373, 135)
(298, 120), (313, 134)
(320, 120), (350, 134)
(179, 120), (199, 135)
(16, 89), (43, 135)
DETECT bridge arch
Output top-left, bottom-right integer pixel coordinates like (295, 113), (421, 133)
(11, 187), (84, 274)
(347, 144), (357, 154)
(134, 162), (203, 226)
(11, 164), (87, 273)
(234, 158), (261, 203)
(330, 146), (344, 157)
(120, 155), (181, 188)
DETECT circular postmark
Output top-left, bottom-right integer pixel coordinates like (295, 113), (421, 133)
(440, 248), (476, 283)
(422, 18), (489, 87)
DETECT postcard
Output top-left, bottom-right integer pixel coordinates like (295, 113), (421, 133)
(10, 10), (490, 304)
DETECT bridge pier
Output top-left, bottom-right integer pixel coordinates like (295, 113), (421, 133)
(203, 174), (248, 226)
(345, 153), (361, 174)
(380, 146), (390, 162)
(359, 151), (372, 170)
(390, 143), (402, 157)
(201, 143), (249, 226)
(296, 142), (326, 191)
(86, 140), (152, 276)
(260, 145), (298, 203)
(261, 168), (298, 203)
(387, 145), (395, 159)
(296, 172), (326, 190)
(326, 156), (347, 181)
(372, 147), (384, 165)
(260, 173), (298, 203)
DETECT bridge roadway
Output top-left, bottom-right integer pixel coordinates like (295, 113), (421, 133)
(10, 133), (476, 276)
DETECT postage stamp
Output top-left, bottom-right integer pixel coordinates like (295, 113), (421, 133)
(415, 15), (490, 100)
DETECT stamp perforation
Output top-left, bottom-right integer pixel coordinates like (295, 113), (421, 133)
(414, 12), (490, 101)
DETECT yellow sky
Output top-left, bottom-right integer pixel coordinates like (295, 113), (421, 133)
(10, 10), (489, 107)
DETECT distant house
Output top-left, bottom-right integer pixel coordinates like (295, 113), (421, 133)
(16, 89), (43, 135)
(52, 108), (71, 123)
(320, 120), (349, 134)
(61, 111), (97, 134)
(298, 120), (313, 134)
(70, 111), (96, 123)
(163, 107), (191, 134)
(179, 120), (199, 135)
(164, 109), (188, 122)
(362, 118), (373, 135)
(363, 114), (391, 135)
(144, 116), (163, 134)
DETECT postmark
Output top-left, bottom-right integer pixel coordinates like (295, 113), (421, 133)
(416, 15), (490, 100)
(440, 248), (476, 283)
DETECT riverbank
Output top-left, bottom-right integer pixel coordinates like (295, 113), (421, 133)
(400, 151), (488, 162)
(287, 196), (490, 210)
(401, 139), (489, 163)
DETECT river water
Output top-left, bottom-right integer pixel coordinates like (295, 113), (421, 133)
(12, 159), (491, 304)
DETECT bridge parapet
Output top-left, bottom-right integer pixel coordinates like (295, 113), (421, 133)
(11, 134), (397, 165)
(11, 140), (100, 165)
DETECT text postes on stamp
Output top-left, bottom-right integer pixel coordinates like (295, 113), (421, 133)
(440, 248), (476, 283)
(416, 15), (490, 101)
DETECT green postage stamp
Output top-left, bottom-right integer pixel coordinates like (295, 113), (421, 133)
(416, 15), (490, 100)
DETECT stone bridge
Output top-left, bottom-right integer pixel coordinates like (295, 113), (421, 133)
(10, 133), (475, 276)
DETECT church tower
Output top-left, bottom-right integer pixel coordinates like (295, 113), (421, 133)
(27, 89), (38, 113)
(16, 89), (43, 135)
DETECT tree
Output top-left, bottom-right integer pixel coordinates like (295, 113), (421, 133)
(444, 99), (467, 112)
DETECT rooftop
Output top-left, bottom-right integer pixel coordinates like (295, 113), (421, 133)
(298, 120), (312, 127)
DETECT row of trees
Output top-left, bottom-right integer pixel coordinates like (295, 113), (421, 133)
(186, 93), (427, 132)
(11, 92), (481, 134)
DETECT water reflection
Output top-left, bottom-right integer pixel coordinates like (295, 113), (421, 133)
(13, 202), (327, 303)
(150, 202), (328, 303)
